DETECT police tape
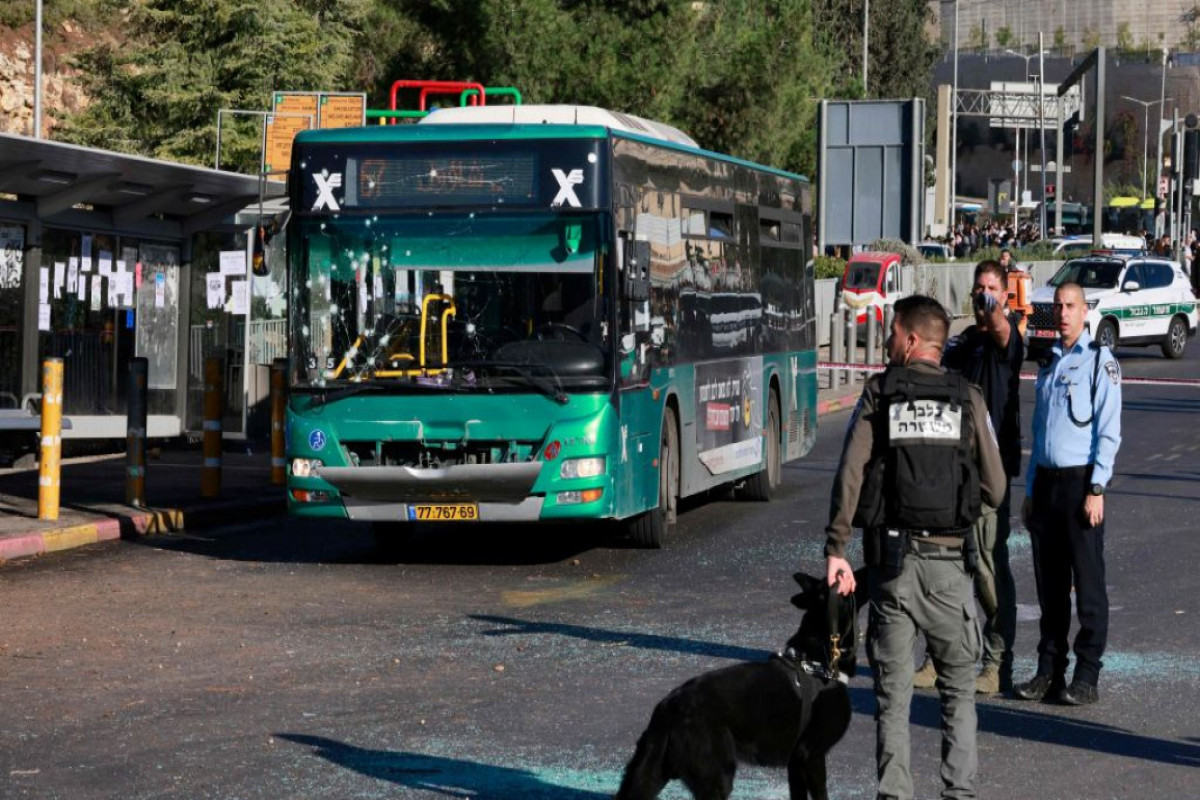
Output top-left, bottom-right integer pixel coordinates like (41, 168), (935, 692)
(816, 361), (1200, 387)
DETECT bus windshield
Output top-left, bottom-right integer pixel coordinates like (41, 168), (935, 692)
(290, 211), (611, 392)
(1049, 259), (1123, 290)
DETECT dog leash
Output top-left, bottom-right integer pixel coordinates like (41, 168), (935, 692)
(826, 586), (857, 681)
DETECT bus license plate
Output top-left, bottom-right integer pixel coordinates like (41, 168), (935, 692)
(408, 503), (479, 522)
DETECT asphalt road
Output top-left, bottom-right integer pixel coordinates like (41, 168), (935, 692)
(1, 342), (1198, 800)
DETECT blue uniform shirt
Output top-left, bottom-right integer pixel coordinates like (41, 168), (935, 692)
(1026, 330), (1122, 494)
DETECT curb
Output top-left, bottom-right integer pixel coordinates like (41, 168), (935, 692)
(0, 496), (286, 565)
(817, 389), (863, 416)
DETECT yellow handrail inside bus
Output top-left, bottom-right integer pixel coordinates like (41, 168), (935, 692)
(419, 293), (456, 374)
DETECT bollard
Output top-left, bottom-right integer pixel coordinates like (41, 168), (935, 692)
(270, 358), (287, 486)
(830, 309), (844, 389)
(202, 356), (223, 498)
(883, 304), (895, 350)
(126, 357), (148, 507)
(865, 312), (878, 365)
(844, 307), (859, 386)
(37, 358), (64, 521)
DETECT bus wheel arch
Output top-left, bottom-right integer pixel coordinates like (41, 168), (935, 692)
(737, 381), (781, 501)
(626, 400), (680, 549)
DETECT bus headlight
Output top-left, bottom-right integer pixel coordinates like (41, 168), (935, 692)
(291, 458), (323, 478)
(559, 457), (606, 479)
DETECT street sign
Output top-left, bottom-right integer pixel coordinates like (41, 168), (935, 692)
(319, 95), (366, 129)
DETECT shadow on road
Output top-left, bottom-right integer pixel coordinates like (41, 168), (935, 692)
(276, 733), (612, 799)
(473, 613), (771, 662)
(133, 518), (616, 567)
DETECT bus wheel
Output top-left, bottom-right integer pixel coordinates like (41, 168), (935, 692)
(738, 390), (780, 501)
(372, 521), (416, 559)
(628, 406), (679, 549)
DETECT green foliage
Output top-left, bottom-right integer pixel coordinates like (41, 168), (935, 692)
(1116, 22), (1134, 52)
(868, 238), (922, 266)
(970, 24), (987, 51)
(57, 0), (367, 172)
(1011, 241), (1061, 261)
(995, 27), (1013, 49)
(1083, 29), (1101, 51)
(50, 0), (939, 179)
(813, 255), (845, 280)
(1053, 27), (1066, 51)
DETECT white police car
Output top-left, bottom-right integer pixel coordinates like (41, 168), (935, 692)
(1025, 254), (1199, 359)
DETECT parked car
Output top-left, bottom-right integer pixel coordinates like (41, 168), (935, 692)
(1025, 254), (1198, 360)
(917, 241), (955, 261)
(840, 251), (906, 343)
(1051, 233), (1145, 258)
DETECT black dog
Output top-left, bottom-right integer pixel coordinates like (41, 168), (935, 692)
(615, 570), (865, 800)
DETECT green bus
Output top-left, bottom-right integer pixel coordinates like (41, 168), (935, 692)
(284, 105), (818, 548)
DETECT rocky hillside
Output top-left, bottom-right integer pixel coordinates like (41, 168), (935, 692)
(0, 21), (94, 137)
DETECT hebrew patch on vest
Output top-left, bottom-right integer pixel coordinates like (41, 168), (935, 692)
(888, 399), (962, 443)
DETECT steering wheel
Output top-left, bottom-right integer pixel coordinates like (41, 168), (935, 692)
(537, 322), (588, 342)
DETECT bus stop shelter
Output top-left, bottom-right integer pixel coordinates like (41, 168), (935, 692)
(0, 132), (285, 443)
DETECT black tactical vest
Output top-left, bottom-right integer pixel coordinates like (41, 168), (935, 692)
(875, 367), (981, 532)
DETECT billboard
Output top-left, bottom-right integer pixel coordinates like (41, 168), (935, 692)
(818, 99), (926, 249)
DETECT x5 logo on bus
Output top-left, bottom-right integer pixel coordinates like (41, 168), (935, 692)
(551, 168), (584, 208)
(312, 171), (343, 211)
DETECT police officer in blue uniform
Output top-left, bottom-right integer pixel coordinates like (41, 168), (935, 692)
(1014, 282), (1122, 705)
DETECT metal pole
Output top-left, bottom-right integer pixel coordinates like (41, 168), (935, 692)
(845, 309), (859, 386)
(33, 0), (42, 138)
(126, 358), (148, 507)
(863, 0), (870, 94)
(950, 0), (959, 231)
(202, 356), (223, 498)
(37, 358), (63, 520)
(270, 358), (287, 486)
(830, 310), (844, 389)
(1158, 46), (1168, 233)
(1039, 36), (1048, 238)
(1056, 94), (1065, 236)
(865, 311), (878, 365)
(1092, 47), (1106, 249)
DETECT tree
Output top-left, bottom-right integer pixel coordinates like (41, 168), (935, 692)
(995, 26), (1013, 49)
(1117, 22), (1134, 51)
(971, 23), (988, 51)
(1053, 26), (1066, 52)
(58, 0), (366, 173)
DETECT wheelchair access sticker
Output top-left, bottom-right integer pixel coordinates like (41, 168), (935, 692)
(308, 429), (327, 451)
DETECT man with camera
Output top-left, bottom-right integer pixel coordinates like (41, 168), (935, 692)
(912, 260), (1024, 695)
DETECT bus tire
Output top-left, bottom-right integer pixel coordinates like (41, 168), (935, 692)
(628, 406), (679, 549)
(738, 390), (781, 501)
(373, 521), (416, 559)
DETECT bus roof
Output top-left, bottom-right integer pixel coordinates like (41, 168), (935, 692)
(294, 110), (809, 185)
(421, 104), (699, 148)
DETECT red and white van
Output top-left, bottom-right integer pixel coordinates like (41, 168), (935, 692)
(840, 251), (905, 340)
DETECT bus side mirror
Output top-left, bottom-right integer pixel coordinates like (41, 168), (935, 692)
(622, 240), (651, 302)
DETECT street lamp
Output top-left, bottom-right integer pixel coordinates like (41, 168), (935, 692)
(1122, 95), (1168, 200)
(1005, 48), (1049, 215)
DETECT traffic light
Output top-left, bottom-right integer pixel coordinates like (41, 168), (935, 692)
(1045, 183), (1056, 199)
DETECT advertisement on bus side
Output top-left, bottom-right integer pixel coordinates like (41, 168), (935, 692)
(695, 357), (763, 475)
